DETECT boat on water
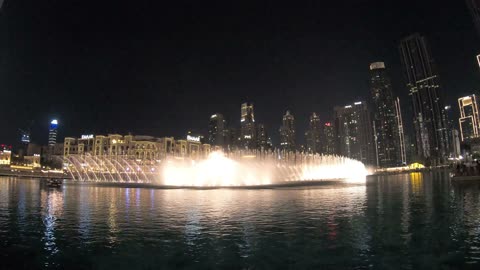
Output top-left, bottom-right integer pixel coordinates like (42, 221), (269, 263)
(46, 178), (63, 188)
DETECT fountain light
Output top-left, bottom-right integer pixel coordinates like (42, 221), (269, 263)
(64, 151), (368, 187)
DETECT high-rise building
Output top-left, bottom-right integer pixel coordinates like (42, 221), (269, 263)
(224, 127), (239, 151)
(477, 54), (480, 70)
(399, 33), (449, 164)
(279, 110), (295, 151)
(256, 124), (269, 150)
(18, 128), (31, 158)
(466, 0), (480, 37)
(305, 112), (322, 154)
(334, 102), (375, 165)
(369, 62), (405, 167)
(48, 119), (58, 146)
(395, 98), (407, 165)
(452, 130), (462, 159)
(267, 137), (273, 149)
(208, 113), (225, 148)
(445, 105), (461, 158)
(458, 95), (480, 141)
(21, 134), (30, 145)
(323, 122), (336, 155)
(240, 102), (256, 149)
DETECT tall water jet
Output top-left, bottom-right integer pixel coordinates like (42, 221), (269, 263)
(64, 151), (368, 187)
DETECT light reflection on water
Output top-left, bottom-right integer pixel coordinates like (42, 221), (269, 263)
(40, 187), (63, 267)
(0, 172), (480, 268)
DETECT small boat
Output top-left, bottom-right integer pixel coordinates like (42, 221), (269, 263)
(46, 178), (63, 188)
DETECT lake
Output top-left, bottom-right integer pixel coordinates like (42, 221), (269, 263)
(1, 172), (479, 269)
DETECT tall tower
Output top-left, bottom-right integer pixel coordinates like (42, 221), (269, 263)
(279, 110), (295, 151)
(399, 33), (449, 164)
(48, 119), (58, 146)
(369, 62), (404, 167)
(256, 124), (269, 150)
(395, 98), (407, 165)
(458, 95), (480, 141)
(477, 54), (480, 71)
(305, 112), (322, 154)
(334, 102), (375, 165)
(240, 102), (256, 149)
(208, 113), (225, 148)
(323, 122), (336, 155)
(466, 0), (480, 37)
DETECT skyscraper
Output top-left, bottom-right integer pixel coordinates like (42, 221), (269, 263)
(395, 98), (407, 165)
(48, 119), (58, 146)
(477, 54), (480, 70)
(458, 95), (480, 141)
(224, 127), (239, 151)
(240, 102), (256, 149)
(279, 110), (295, 151)
(399, 33), (449, 164)
(369, 62), (405, 167)
(445, 105), (461, 158)
(305, 112), (322, 154)
(334, 102), (375, 165)
(208, 113), (225, 148)
(466, 0), (480, 37)
(256, 124), (269, 150)
(323, 122), (336, 155)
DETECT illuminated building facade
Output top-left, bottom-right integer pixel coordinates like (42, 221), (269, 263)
(0, 145), (12, 165)
(256, 123), (269, 150)
(208, 113), (225, 148)
(370, 62), (405, 167)
(64, 134), (210, 161)
(458, 95), (480, 141)
(20, 129), (30, 146)
(399, 34), (449, 163)
(395, 98), (407, 165)
(467, 0), (480, 37)
(48, 120), (58, 146)
(452, 130), (462, 158)
(334, 102), (375, 165)
(24, 155), (41, 168)
(279, 110), (296, 151)
(444, 105), (461, 158)
(240, 102), (256, 149)
(323, 122), (336, 155)
(223, 128), (239, 151)
(305, 112), (322, 154)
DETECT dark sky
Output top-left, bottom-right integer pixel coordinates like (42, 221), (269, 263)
(0, 0), (479, 147)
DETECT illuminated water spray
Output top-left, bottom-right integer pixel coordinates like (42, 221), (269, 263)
(64, 151), (368, 187)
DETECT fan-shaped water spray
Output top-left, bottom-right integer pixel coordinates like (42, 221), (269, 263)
(64, 151), (368, 187)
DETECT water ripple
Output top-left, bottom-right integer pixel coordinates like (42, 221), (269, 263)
(0, 173), (480, 268)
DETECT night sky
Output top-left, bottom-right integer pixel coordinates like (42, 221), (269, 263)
(0, 0), (479, 147)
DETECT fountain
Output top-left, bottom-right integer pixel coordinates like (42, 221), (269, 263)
(63, 151), (368, 187)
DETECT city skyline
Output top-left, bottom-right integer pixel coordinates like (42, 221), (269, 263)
(2, 2), (480, 269)
(0, 0), (478, 147)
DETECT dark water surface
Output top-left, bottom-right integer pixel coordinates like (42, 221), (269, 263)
(1, 172), (480, 269)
